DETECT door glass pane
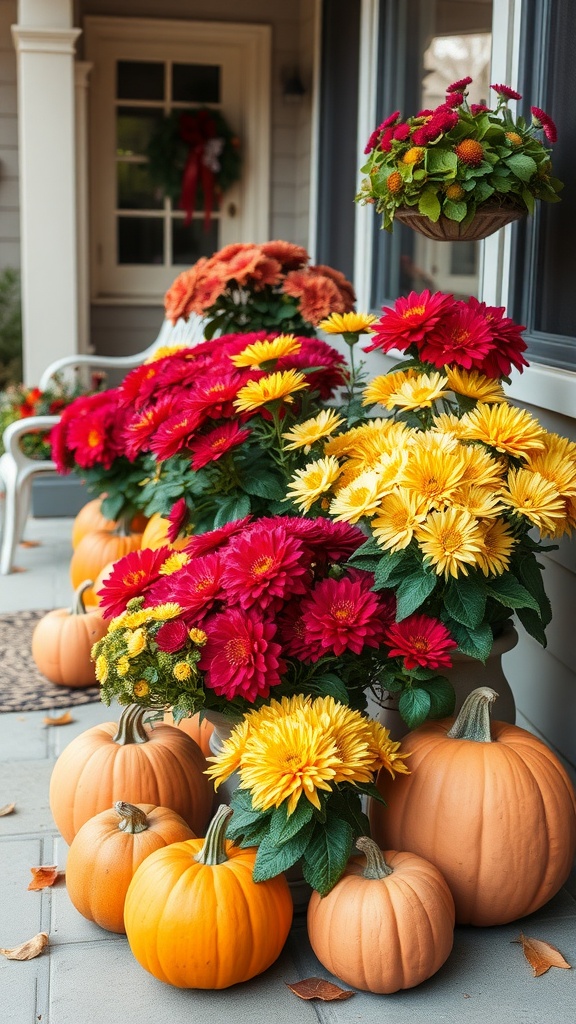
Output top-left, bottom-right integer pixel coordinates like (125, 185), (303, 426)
(118, 217), (164, 264)
(172, 64), (220, 104)
(372, 0), (492, 307)
(117, 61), (164, 101)
(117, 107), (164, 157)
(117, 162), (164, 210)
(172, 218), (220, 265)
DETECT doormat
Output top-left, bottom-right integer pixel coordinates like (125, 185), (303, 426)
(0, 609), (101, 713)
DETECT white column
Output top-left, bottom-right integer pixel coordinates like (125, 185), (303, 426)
(75, 61), (93, 356)
(12, 0), (81, 384)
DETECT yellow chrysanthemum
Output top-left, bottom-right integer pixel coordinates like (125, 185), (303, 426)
(317, 312), (378, 335)
(525, 433), (576, 496)
(145, 344), (188, 363)
(397, 445), (465, 509)
(362, 370), (418, 408)
(371, 488), (428, 551)
(230, 334), (302, 368)
(125, 627), (146, 658)
(457, 444), (505, 490)
(451, 483), (506, 519)
(282, 408), (345, 452)
(431, 411), (468, 438)
(233, 369), (309, 412)
(445, 366), (506, 404)
(159, 552), (190, 575)
(205, 718), (251, 788)
(188, 627), (207, 645)
(133, 680), (150, 697)
(117, 655), (131, 677)
(329, 468), (390, 523)
(386, 371), (449, 411)
(475, 518), (516, 576)
(110, 602), (182, 632)
(94, 654), (108, 683)
(364, 719), (411, 778)
(458, 403), (546, 459)
(415, 507), (483, 578)
(173, 661), (192, 681)
(238, 716), (340, 815)
(286, 455), (342, 513)
(306, 696), (375, 783)
(501, 468), (566, 533)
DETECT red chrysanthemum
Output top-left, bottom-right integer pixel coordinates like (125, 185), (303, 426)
(183, 516), (253, 558)
(447, 77), (472, 93)
(276, 337), (348, 400)
(466, 297), (528, 378)
(185, 372), (253, 424)
(379, 126), (395, 152)
(97, 546), (173, 619)
(147, 405), (203, 460)
(393, 123), (411, 141)
(148, 553), (223, 622)
(276, 599), (312, 661)
(123, 394), (179, 458)
(199, 608), (285, 702)
(445, 91), (464, 108)
(221, 526), (308, 613)
(531, 106), (558, 144)
(419, 300), (494, 369)
(300, 576), (388, 660)
(63, 390), (127, 470)
(155, 619), (189, 653)
(190, 421), (251, 471)
(470, 103), (492, 115)
(384, 614), (457, 670)
(423, 107), (459, 140)
(167, 497), (190, 542)
(365, 290), (456, 354)
(278, 517), (366, 565)
(491, 83), (522, 101)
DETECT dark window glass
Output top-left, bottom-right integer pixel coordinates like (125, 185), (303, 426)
(172, 64), (220, 104)
(172, 218), (220, 265)
(118, 217), (164, 264)
(117, 162), (164, 210)
(117, 61), (164, 101)
(117, 107), (164, 157)
(450, 242), (477, 277)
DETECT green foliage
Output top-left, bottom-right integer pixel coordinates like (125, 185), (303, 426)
(0, 268), (22, 387)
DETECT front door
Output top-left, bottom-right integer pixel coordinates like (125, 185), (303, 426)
(85, 17), (271, 304)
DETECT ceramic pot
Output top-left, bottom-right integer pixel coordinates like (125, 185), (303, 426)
(377, 620), (519, 740)
(394, 203), (525, 241)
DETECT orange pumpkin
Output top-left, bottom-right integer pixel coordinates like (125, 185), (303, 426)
(31, 581), (108, 687)
(70, 524), (144, 602)
(140, 512), (189, 551)
(124, 805), (293, 988)
(49, 704), (214, 845)
(307, 837), (455, 993)
(370, 686), (576, 926)
(163, 711), (214, 757)
(72, 497), (147, 549)
(66, 801), (195, 933)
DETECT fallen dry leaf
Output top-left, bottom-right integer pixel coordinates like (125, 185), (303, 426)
(19, 540), (40, 549)
(514, 933), (572, 976)
(286, 978), (355, 1001)
(43, 711), (74, 727)
(0, 803), (15, 816)
(28, 866), (60, 891)
(0, 932), (49, 960)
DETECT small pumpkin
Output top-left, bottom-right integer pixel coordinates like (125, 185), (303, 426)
(70, 519), (144, 601)
(66, 801), (195, 933)
(124, 805), (293, 989)
(162, 711), (214, 757)
(49, 704), (214, 844)
(140, 512), (189, 551)
(31, 581), (108, 687)
(307, 837), (455, 993)
(72, 497), (147, 549)
(370, 686), (576, 926)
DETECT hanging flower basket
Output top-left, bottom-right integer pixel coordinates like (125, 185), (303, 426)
(147, 107), (242, 228)
(394, 202), (526, 242)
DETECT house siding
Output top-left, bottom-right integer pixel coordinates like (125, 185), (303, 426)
(0, 0), (19, 272)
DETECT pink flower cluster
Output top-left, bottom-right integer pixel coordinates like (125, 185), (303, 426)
(365, 289), (528, 379)
(97, 515), (457, 706)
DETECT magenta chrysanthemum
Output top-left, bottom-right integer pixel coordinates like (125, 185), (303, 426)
(365, 290), (456, 354)
(531, 106), (558, 144)
(149, 553), (223, 622)
(221, 526), (308, 613)
(419, 301), (494, 369)
(183, 517), (253, 558)
(300, 577), (388, 660)
(384, 614), (457, 670)
(155, 619), (189, 653)
(167, 497), (190, 543)
(466, 297), (528, 378)
(190, 421), (251, 471)
(447, 77), (472, 93)
(97, 546), (173, 620)
(491, 83), (522, 101)
(200, 609), (285, 701)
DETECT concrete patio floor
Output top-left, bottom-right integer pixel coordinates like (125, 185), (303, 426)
(1, 512), (576, 1024)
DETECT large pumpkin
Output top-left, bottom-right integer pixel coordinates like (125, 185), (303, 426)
(370, 686), (576, 926)
(49, 704), (213, 844)
(66, 801), (195, 933)
(307, 837), (455, 993)
(140, 512), (189, 551)
(162, 711), (214, 757)
(70, 523), (144, 601)
(72, 497), (147, 549)
(31, 581), (108, 687)
(124, 805), (293, 989)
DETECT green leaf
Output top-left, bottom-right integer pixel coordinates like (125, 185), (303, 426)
(442, 200), (468, 222)
(252, 822), (314, 882)
(372, 550), (405, 590)
(505, 153), (538, 182)
(395, 569), (437, 620)
(444, 576), (487, 628)
(348, 536), (385, 561)
(269, 800), (314, 846)
(326, 789), (369, 839)
(240, 472), (285, 501)
(417, 190), (441, 222)
(515, 606), (548, 647)
(398, 687), (431, 729)
(313, 673), (350, 704)
(473, 180), (495, 203)
(213, 493), (251, 528)
(445, 619), (494, 661)
(424, 676), (456, 719)
(301, 817), (354, 897)
(483, 573), (540, 612)
(514, 553), (552, 625)
(426, 148), (458, 174)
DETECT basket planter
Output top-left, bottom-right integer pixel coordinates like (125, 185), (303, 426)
(394, 204), (526, 242)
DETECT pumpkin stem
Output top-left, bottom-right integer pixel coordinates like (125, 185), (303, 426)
(194, 804), (233, 866)
(115, 801), (149, 833)
(356, 836), (393, 879)
(446, 686), (498, 743)
(112, 704), (150, 745)
(115, 513), (135, 537)
(72, 580), (94, 615)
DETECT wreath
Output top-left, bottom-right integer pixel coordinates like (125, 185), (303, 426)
(147, 107), (242, 228)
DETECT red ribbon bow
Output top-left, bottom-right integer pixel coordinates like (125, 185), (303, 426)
(178, 111), (218, 230)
